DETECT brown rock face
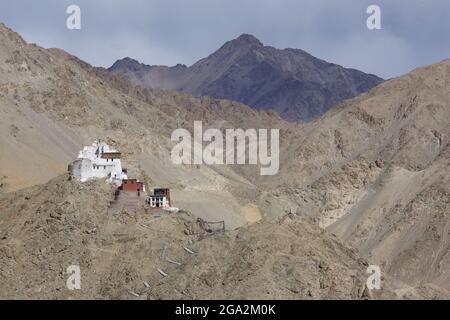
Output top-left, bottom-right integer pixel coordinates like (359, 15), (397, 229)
(109, 34), (383, 121)
(0, 21), (449, 299)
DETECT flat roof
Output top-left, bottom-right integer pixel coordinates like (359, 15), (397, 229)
(101, 152), (121, 159)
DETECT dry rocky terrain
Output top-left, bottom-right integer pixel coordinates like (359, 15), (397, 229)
(0, 174), (399, 299)
(0, 22), (449, 299)
(109, 34), (383, 121)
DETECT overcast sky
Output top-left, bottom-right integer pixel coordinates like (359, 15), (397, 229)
(1, 0), (449, 79)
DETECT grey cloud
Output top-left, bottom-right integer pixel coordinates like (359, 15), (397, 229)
(0, 0), (449, 78)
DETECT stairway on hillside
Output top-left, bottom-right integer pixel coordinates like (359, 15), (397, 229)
(108, 190), (144, 214)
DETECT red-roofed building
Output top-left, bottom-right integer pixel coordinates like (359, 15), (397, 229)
(121, 179), (145, 194)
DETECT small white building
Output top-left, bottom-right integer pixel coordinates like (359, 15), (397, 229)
(70, 142), (127, 185)
(144, 188), (178, 212)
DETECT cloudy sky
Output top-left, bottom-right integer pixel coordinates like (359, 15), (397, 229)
(0, 0), (449, 78)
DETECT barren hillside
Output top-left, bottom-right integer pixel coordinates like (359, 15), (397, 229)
(268, 59), (450, 292)
(0, 21), (449, 299)
(0, 174), (392, 299)
(109, 34), (383, 121)
(0, 22), (290, 229)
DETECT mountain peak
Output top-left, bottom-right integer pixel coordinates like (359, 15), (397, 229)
(109, 57), (145, 72)
(108, 33), (383, 121)
(233, 34), (263, 47)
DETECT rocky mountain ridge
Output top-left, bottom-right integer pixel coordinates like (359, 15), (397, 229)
(109, 34), (383, 121)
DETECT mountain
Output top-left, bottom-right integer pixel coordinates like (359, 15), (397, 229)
(0, 23), (391, 299)
(109, 34), (383, 121)
(0, 22), (449, 299)
(0, 22), (290, 230)
(0, 174), (394, 299)
(264, 58), (450, 294)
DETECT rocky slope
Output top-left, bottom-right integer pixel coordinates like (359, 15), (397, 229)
(109, 34), (383, 121)
(0, 21), (449, 298)
(0, 22), (290, 229)
(0, 174), (394, 299)
(266, 58), (450, 293)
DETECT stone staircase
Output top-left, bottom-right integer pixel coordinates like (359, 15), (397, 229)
(108, 190), (144, 214)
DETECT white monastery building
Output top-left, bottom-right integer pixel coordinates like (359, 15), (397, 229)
(70, 142), (127, 185)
